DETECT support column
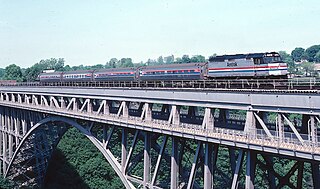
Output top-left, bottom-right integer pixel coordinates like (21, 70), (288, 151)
(87, 99), (92, 113)
(8, 112), (13, 159)
(231, 150), (244, 189)
(245, 151), (256, 189)
(105, 101), (111, 115)
(145, 103), (153, 122)
(171, 137), (179, 189)
(187, 142), (201, 189)
(60, 97), (65, 109)
(265, 156), (276, 188)
(2, 131), (7, 174)
(73, 98), (78, 111)
(277, 113), (284, 142)
(204, 143), (213, 189)
(312, 163), (320, 189)
(151, 136), (167, 187)
(229, 149), (236, 175)
(169, 105), (180, 126)
(121, 128), (127, 173)
(141, 103), (153, 122)
(309, 115), (317, 143)
(143, 132), (151, 189)
(244, 109), (256, 134)
(202, 108), (214, 130)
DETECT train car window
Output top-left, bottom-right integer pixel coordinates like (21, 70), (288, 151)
(253, 58), (262, 65)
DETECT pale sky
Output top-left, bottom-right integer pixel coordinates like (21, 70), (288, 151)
(0, 0), (319, 68)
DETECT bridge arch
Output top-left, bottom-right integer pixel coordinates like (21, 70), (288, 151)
(5, 116), (134, 189)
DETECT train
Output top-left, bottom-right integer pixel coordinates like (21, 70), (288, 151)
(39, 52), (288, 83)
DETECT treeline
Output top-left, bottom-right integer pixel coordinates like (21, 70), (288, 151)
(1, 44), (320, 82)
(279, 44), (320, 76)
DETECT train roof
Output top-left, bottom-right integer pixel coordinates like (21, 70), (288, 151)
(95, 67), (136, 73)
(39, 71), (63, 75)
(62, 70), (94, 74)
(141, 62), (206, 69)
(209, 52), (279, 62)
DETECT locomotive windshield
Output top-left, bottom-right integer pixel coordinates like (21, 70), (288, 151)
(263, 53), (283, 63)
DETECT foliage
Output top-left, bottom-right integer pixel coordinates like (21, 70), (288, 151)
(44, 128), (124, 189)
(315, 51), (320, 63)
(24, 58), (65, 81)
(305, 45), (320, 62)
(278, 51), (295, 73)
(190, 55), (206, 62)
(164, 55), (174, 64)
(0, 176), (15, 189)
(0, 68), (5, 79)
(4, 64), (24, 81)
(291, 47), (305, 62)
(300, 62), (316, 76)
(181, 55), (191, 63)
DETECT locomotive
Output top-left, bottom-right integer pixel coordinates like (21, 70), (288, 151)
(39, 52), (287, 83)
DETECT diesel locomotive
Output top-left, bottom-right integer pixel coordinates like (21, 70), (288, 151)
(39, 52), (287, 83)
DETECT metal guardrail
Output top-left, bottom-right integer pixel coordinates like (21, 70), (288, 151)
(2, 77), (320, 90)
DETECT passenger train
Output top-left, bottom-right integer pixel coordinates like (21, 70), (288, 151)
(39, 52), (288, 83)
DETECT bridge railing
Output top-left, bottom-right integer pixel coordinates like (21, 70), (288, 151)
(4, 77), (320, 90)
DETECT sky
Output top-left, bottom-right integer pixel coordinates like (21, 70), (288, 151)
(0, 0), (320, 68)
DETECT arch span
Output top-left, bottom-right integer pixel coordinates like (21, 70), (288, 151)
(5, 116), (134, 189)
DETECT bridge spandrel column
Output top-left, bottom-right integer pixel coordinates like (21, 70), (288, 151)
(140, 103), (153, 122)
(60, 97), (65, 109)
(244, 109), (256, 134)
(121, 128), (127, 173)
(245, 151), (256, 189)
(309, 115), (317, 144)
(277, 113), (284, 142)
(312, 163), (320, 189)
(2, 131), (7, 174)
(171, 137), (179, 189)
(169, 105), (180, 126)
(143, 132), (151, 189)
(202, 108), (214, 130)
(204, 143), (213, 189)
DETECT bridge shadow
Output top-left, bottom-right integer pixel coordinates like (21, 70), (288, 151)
(42, 148), (90, 189)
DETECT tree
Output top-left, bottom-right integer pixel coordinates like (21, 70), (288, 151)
(24, 58), (65, 81)
(175, 57), (182, 64)
(300, 62), (316, 76)
(157, 56), (164, 65)
(181, 55), (191, 63)
(278, 51), (295, 73)
(291, 47), (305, 62)
(62, 65), (73, 71)
(91, 64), (104, 69)
(106, 58), (118, 68)
(305, 45), (320, 62)
(190, 55), (205, 62)
(164, 55), (174, 64)
(0, 68), (5, 79)
(315, 51), (320, 63)
(118, 58), (134, 68)
(4, 64), (24, 81)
